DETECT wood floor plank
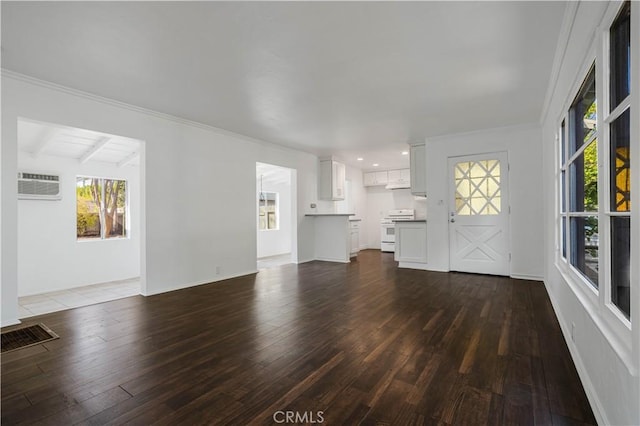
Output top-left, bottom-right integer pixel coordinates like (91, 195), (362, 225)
(1, 250), (595, 425)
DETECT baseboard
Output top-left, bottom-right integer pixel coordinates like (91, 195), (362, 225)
(314, 257), (350, 264)
(544, 282), (610, 426)
(398, 262), (430, 270)
(1, 318), (22, 328)
(510, 273), (544, 281)
(142, 269), (259, 297)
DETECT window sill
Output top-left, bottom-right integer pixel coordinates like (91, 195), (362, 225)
(554, 258), (636, 375)
(77, 237), (130, 242)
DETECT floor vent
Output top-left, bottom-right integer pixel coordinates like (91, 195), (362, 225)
(1, 323), (59, 353)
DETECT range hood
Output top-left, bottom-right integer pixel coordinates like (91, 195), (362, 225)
(385, 182), (410, 190)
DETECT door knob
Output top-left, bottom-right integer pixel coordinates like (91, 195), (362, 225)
(450, 218), (455, 223)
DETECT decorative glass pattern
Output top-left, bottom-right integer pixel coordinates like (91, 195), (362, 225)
(454, 159), (501, 216)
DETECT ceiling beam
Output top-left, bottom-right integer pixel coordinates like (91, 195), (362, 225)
(117, 151), (139, 168)
(31, 128), (58, 158)
(79, 137), (110, 164)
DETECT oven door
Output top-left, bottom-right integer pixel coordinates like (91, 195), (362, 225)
(381, 223), (395, 243)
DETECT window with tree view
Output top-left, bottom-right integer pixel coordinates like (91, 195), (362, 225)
(258, 192), (278, 230)
(562, 65), (599, 288)
(558, 1), (631, 321)
(608, 1), (631, 319)
(77, 177), (127, 240)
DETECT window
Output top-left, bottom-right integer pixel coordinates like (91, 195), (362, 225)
(608, 1), (631, 319)
(562, 65), (599, 288)
(557, 1), (632, 320)
(76, 177), (128, 240)
(258, 192), (278, 230)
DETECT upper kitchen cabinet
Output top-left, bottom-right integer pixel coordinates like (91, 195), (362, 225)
(410, 144), (426, 196)
(319, 158), (346, 200)
(363, 171), (389, 186)
(387, 169), (410, 184)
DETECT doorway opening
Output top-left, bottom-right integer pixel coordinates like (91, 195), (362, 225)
(16, 118), (144, 317)
(256, 162), (297, 270)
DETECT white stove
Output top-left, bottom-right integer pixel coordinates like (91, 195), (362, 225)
(381, 209), (415, 252)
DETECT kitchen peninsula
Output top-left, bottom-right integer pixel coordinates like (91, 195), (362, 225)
(305, 213), (355, 263)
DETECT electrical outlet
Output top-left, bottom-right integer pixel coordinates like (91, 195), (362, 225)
(571, 322), (576, 342)
(215, 266), (220, 275)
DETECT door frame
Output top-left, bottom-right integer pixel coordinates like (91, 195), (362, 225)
(447, 151), (511, 276)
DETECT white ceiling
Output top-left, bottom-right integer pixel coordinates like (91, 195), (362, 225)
(18, 119), (141, 167)
(2, 2), (566, 171)
(257, 162), (292, 187)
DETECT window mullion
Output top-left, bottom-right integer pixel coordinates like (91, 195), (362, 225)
(605, 96), (631, 123)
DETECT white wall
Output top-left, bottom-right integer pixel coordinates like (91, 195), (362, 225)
(17, 152), (140, 296)
(423, 124), (543, 278)
(257, 167), (292, 258)
(540, 2), (639, 425)
(363, 187), (426, 250)
(1, 73), (321, 325)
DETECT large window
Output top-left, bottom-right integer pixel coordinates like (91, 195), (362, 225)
(76, 177), (128, 240)
(608, 1), (631, 319)
(562, 65), (599, 287)
(558, 1), (631, 320)
(258, 192), (278, 230)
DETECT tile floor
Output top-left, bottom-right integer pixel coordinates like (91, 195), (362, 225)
(257, 253), (293, 270)
(18, 278), (140, 318)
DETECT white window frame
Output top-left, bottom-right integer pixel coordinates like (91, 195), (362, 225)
(258, 191), (279, 231)
(554, 0), (635, 372)
(76, 175), (130, 241)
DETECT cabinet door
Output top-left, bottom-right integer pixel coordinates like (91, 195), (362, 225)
(332, 161), (346, 200)
(375, 171), (389, 185)
(350, 228), (359, 254)
(410, 144), (426, 196)
(387, 169), (401, 183)
(363, 172), (377, 186)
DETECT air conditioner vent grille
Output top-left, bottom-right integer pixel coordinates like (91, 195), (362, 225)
(18, 172), (61, 200)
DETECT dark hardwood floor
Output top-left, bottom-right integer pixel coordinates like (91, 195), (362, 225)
(1, 250), (595, 425)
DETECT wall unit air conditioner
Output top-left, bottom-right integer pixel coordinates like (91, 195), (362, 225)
(17, 172), (62, 200)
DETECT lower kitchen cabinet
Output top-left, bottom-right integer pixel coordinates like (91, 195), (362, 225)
(394, 221), (427, 265)
(349, 220), (360, 257)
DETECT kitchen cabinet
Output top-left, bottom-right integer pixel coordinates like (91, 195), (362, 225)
(363, 170), (389, 186)
(387, 168), (411, 184)
(394, 220), (427, 267)
(349, 220), (360, 257)
(319, 158), (346, 200)
(410, 144), (426, 196)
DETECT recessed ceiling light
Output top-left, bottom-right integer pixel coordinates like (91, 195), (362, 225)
(373, 163), (379, 167)
(401, 151), (409, 155)
(357, 157), (364, 161)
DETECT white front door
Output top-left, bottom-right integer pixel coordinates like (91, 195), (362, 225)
(448, 152), (510, 276)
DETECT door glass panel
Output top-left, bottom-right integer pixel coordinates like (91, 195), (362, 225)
(454, 159), (502, 216)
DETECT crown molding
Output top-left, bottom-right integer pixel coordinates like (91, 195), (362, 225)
(539, 1), (580, 126)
